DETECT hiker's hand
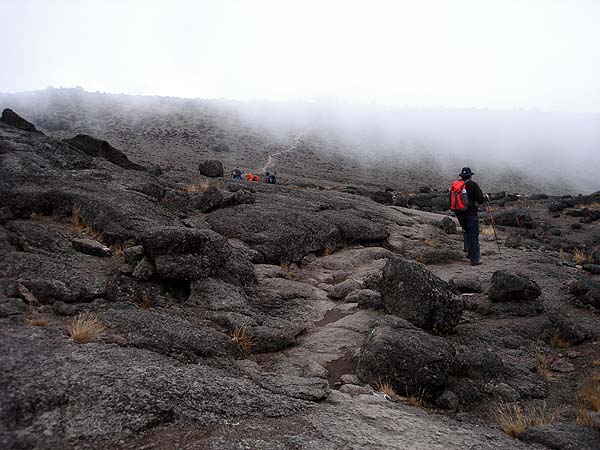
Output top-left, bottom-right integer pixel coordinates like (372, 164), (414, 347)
(485, 193), (490, 201)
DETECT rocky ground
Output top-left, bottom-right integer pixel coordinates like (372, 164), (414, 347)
(1, 106), (600, 449)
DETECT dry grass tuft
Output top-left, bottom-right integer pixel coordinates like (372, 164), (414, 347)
(139, 293), (154, 310)
(548, 331), (570, 349)
(68, 312), (105, 343)
(231, 326), (255, 355)
(30, 212), (42, 221)
(577, 403), (594, 426)
(480, 226), (495, 237)
(495, 402), (528, 437)
(535, 351), (552, 381)
(158, 194), (168, 205)
(578, 373), (600, 413)
(405, 389), (426, 407)
(83, 224), (103, 241)
(423, 239), (441, 248)
(71, 204), (82, 232)
(375, 378), (399, 400)
(183, 180), (210, 193)
(26, 315), (49, 327)
(574, 249), (594, 265)
(495, 401), (558, 438)
(111, 241), (124, 257)
(585, 202), (600, 210)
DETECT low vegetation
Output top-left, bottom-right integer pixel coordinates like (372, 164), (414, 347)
(535, 350), (552, 381)
(68, 312), (105, 343)
(231, 326), (254, 355)
(111, 241), (124, 257)
(30, 212), (42, 220)
(182, 180), (210, 193)
(495, 401), (559, 438)
(573, 249), (594, 265)
(139, 293), (154, 309)
(548, 331), (570, 349)
(480, 226), (495, 237)
(26, 315), (48, 327)
(577, 373), (600, 427)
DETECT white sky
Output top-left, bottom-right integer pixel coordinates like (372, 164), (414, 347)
(1, 0), (599, 112)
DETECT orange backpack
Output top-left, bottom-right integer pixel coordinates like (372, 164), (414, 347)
(450, 180), (469, 212)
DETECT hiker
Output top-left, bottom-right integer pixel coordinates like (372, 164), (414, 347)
(253, 174), (260, 182)
(265, 171), (271, 183)
(269, 171), (277, 184)
(450, 167), (485, 265)
(246, 172), (254, 182)
(231, 167), (242, 179)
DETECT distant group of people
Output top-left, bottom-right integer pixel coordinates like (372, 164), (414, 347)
(230, 167), (277, 184)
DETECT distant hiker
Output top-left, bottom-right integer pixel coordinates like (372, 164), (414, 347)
(265, 171), (271, 183)
(247, 172), (254, 182)
(270, 171), (277, 184)
(253, 174), (260, 182)
(450, 167), (485, 265)
(231, 167), (242, 179)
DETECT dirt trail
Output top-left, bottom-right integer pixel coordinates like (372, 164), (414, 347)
(258, 135), (303, 173)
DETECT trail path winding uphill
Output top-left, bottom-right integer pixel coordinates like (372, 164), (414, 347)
(259, 135), (303, 173)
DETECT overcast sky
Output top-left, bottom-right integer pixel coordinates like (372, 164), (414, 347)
(1, 0), (599, 112)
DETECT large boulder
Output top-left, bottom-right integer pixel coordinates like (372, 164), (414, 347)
(488, 271), (541, 302)
(377, 257), (463, 332)
(357, 316), (456, 396)
(568, 278), (600, 309)
(139, 226), (255, 284)
(198, 159), (224, 178)
(66, 134), (147, 172)
(0, 108), (43, 134)
(487, 209), (536, 228)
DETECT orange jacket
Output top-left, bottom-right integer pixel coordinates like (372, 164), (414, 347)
(247, 172), (253, 181)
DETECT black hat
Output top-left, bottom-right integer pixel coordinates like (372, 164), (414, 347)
(460, 167), (474, 177)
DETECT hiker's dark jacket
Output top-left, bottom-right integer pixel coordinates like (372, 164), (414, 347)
(458, 179), (484, 217)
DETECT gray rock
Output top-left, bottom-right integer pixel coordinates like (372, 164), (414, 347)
(449, 277), (482, 293)
(357, 316), (456, 396)
(435, 390), (459, 410)
(568, 278), (600, 309)
(328, 279), (361, 300)
(339, 384), (373, 396)
(519, 422), (600, 450)
(582, 264), (600, 275)
(71, 238), (113, 257)
(303, 361), (329, 379)
(505, 233), (522, 248)
(353, 289), (384, 309)
(123, 245), (144, 266)
(132, 256), (155, 280)
(0, 296), (28, 317)
(339, 374), (360, 385)
(260, 374), (331, 401)
(0, 108), (43, 134)
(437, 217), (457, 234)
(67, 134), (149, 172)
(198, 159), (224, 177)
(548, 307), (600, 344)
(489, 270), (541, 302)
(550, 359), (575, 373)
(378, 257), (464, 332)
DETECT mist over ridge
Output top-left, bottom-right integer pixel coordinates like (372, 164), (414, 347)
(1, 86), (599, 194)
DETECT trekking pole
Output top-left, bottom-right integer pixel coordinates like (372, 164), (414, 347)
(485, 194), (501, 255)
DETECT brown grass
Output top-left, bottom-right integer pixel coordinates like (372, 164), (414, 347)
(82, 224), (103, 241)
(578, 373), (600, 412)
(577, 403), (594, 426)
(68, 312), (105, 343)
(405, 389), (426, 407)
(231, 326), (254, 355)
(139, 293), (154, 309)
(535, 351), (552, 381)
(71, 204), (82, 232)
(183, 180), (210, 193)
(158, 194), (167, 205)
(480, 226), (495, 237)
(26, 315), (48, 326)
(375, 378), (399, 400)
(30, 212), (42, 220)
(574, 249), (594, 265)
(548, 331), (570, 349)
(495, 401), (558, 438)
(111, 241), (124, 257)
(423, 239), (441, 248)
(585, 201), (600, 210)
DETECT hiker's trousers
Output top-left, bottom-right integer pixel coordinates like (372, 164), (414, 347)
(458, 214), (480, 264)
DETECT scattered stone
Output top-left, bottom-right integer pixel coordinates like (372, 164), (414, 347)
(339, 384), (373, 396)
(505, 233), (521, 248)
(0, 296), (28, 317)
(436, 217), (456, 234)
(550, 359), (575, 373)
(378, 257), (463, 332)
(583, 264), (600, 275)
(303, 361), (329, 379)
(519, 422), (600, 450)
(67, 134), (148, 171)
(132, 256), (155, 280)
(568, 278), (600, 309)
(488, 209), (535, 228)
(123, 245), (144, 266)
(71, 238), (113, 257)
(198, 159), (224, 177)
(571, 223), (583, 230)
(328, 279), (361, 300)
(339, 374), (360, 385)
(488, 270), (541, 302)
(448, 277), (482, 293)
(549, 228), (562, 236)
(435, 390), (459, 410)
(354, 289), (384, 309)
